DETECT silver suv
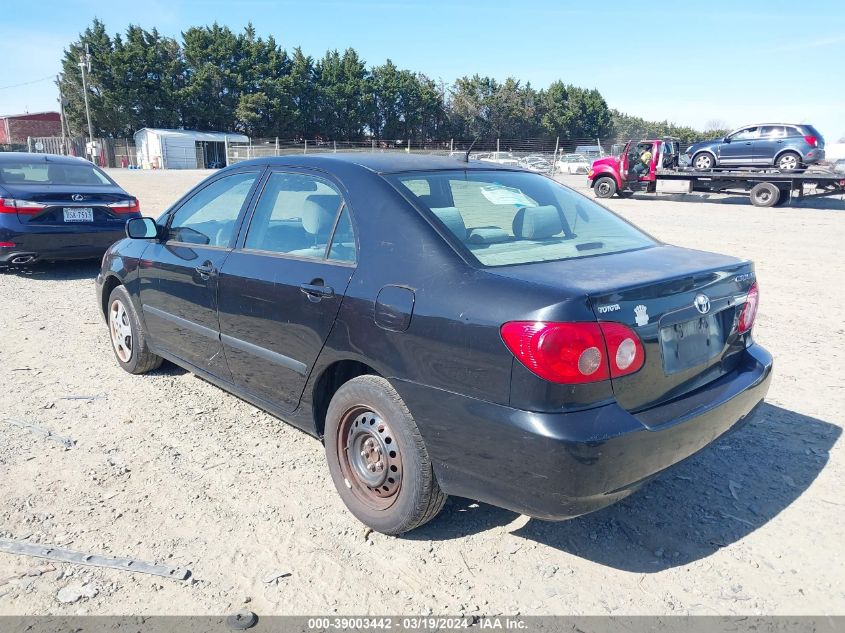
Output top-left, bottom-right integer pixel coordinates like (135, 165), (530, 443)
(685, 123), (825, 171)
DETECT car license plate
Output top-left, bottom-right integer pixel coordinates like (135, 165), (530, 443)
(63, 207), (94, 222)
(660, 313), (724, 375)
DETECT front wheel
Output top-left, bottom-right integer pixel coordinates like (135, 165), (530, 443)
(324, 375), (447, 535)
(107, 285), (163, 374)
(692, 152), (715, 170)
(593, 176), (617, 198)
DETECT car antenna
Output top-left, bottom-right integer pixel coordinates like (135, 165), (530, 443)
(461, 138), (479, 163)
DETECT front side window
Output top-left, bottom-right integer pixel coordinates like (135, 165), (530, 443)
(731, 127), (760, 141)
(387, 170), (655, 267)
(244, 172), (354, 261)
(168, 172), (258, 246)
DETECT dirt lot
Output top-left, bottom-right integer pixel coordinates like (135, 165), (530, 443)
(1, 167), (843, 616)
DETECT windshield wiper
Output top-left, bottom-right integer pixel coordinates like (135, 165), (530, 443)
(575, 241), (603, 251)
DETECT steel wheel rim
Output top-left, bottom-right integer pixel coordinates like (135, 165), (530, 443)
(597, 181), (611, 196)
(336, 406), (403, 511)
(756, 189), (772, 203)
(109, 299), (133, 363)
(779, 155), (797, 170)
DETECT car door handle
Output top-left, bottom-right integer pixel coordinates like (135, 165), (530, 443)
(195, 262), (216, 279)
(300, 283), (334, 299)
(744, 142), (753, 145)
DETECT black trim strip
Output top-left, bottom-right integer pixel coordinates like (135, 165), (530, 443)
(142, 305), (219, 340)
(220, 333), (307, 375)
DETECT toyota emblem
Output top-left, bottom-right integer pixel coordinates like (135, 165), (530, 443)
(72, 194), (85, 202)
(694, 293), (711, 314)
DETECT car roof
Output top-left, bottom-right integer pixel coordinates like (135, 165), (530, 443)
(0, 152), (96, 166)
(229, 152), (524, 175)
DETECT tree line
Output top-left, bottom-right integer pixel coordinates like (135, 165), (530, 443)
(58, 20), (721, 144)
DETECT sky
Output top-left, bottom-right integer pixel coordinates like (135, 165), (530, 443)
(1, 0), (843, 140)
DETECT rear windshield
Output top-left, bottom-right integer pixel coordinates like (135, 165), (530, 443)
(387, 170), (656, 267)
(0, 161), (112, 186)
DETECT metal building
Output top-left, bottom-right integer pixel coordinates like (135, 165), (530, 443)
(133, 128), (249, 169)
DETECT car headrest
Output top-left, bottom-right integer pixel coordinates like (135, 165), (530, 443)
(512, 205), (563, 239)
(417, 193), (452, 209)
(431, 206), (467, 240)
(302, 194), (341, 235)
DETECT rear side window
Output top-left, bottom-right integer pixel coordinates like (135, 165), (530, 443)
(0, 161), (112, 186)
(244, 172), (355, 262)
(761, 126), (787, 138)
(387, 170), (655, 267)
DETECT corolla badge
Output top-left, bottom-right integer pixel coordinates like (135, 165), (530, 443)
(72, 194), (85, 201)
(694, 293), (711, 314)
(634, 304), (649, 326)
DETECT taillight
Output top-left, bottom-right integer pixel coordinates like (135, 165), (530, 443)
(599, 322), (646, 377)
(0, 198), (46, 215)
(501, 322), (609, 384)
(501, 321), (645, 384)
(108, 197), (140, 214)
(737, 283), (759, 334)
(804, 135), (818, 147)
(0, 241), (16, 248)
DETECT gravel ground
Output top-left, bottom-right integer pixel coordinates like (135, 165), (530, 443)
(0, 167), (843, 616)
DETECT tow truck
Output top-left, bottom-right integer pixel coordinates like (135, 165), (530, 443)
(587, 138), (845, 207)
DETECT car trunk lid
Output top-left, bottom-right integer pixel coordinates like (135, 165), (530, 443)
(489, 244), (757, 415)
(3, 184), (136, 226)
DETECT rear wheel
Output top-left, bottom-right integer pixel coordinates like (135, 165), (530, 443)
(749, 182), (781, 207)
(108, 285), (163, 374)
(593, 176), (617, 198)
(324, 375), (447, 535)
(692, 152), (715, 170)
(777, 151), (801, 171)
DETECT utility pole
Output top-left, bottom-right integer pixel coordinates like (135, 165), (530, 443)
(56, 75), (70, 154)
(79, 44), (95, 160)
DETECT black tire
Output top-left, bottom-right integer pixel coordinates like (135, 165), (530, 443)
(324, 375), (447, 535)
(749, 182), (781, 208)
(776, 151), (801, 171)
(593, 176), (617, 198)
(107, 285), (163, 374)
(692, 152), (715, 170)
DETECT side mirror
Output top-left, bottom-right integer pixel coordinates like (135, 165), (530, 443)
(723, 136), (731, 143)
(126, 217), (159, 239)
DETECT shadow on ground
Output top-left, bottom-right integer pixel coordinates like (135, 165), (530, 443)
(411, 403), (840, 572)
(0, 260), (101, 281)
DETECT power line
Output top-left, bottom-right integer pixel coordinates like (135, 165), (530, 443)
(0, 75), (56, 91)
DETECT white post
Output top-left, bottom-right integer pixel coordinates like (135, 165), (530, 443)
(275, 136), (279, 157)
(304, 139), (308, 154)
(450, 138), (453, 153)
(497, 138), (500, 154)
(407, 138), (410, 154)
(223, 135), (229, 167)
(552, 136), (560, 175)
(334, 140), (337, 153)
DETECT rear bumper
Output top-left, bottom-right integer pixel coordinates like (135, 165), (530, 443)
(0, 220), (125, 262)
(804, 148), (825, 164)
(394, 343), (773, 520)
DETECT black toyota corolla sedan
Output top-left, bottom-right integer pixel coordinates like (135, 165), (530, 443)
(95, 154), (772, 534)
(0, 153), (141, 265)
